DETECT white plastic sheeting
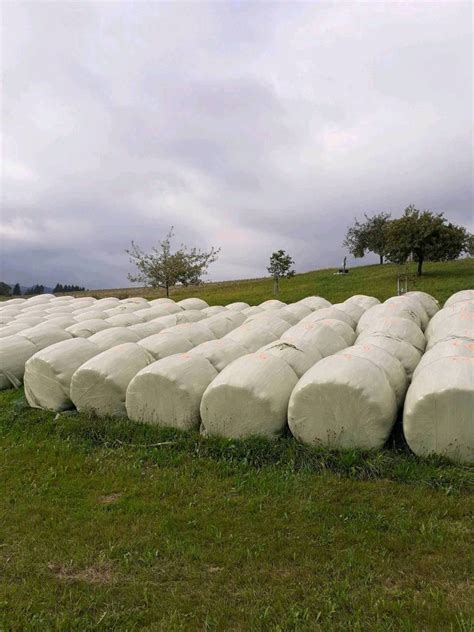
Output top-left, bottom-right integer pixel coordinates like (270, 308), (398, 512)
(297, 296), (332, 311)
(66, 319), (112, 338)
(89, 327), (141, 352)
(444, 290), (474, 308)
(177, 298), (208, 310)
(356, 334), (422, 379)
(356, 317), (426, 353)
(0, 336), (39, 389)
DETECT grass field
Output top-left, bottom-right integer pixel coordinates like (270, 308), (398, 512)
(1, 259), (473, 630)
(55, 258), (474, 307)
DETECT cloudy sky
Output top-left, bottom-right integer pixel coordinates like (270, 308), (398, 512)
(1, 1), (472, 289)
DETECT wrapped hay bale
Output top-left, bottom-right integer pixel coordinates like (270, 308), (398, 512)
(70, 343), (154, 417)
(177, 298), (208, 310)
(128, 320), (171, 338)
(148, 298), (177, 306)
(104, 304), (142, 317)
(344, 295), (380, 310)
(297, 296), (331, 310)
(279, 304), (312, 321)
(444, 289), (474, 308)
(174, 310), (206, 324)
(0, 322), (31, 338)
(356, 303), (422, 333)
(104, 313), (144, 327)
(241, 306), (263, 317)
(300, 307), (356, 329)
(0, 335), (39, 389)
(426, 311), (474, 350)
(73, 310), (108, 322)
(334, 302), (366, 323)
(24, 338), (100, 410)
(258, 341), (322, 377)
(224, 323), (279, 352)
(288, 354), (397, 450)
(136, 306), (175, 322)
(356, 317), (426, 353)
(201, 353), (299, 439)
(413, 337), (473, 379)
(281, 322), (348, 357)
(259, 299), (287, 310)
(126, 354), (218, 429)
(202, 306), (227, 316)
(11, 316), (45, 328)
(138, 332), (194, 359)
(89, 327), (141, 351)
(189, 338), (249, 372)
(205, 312), (245, 337)
(42, 316), (77, 329)
(66, 319), (112, 338)
(425, 300), (473, 340)
(313, 319), (356, 346)
(404, 291), (439, 318)
(160, 322), (215, 346)
(358, 334), (422, 379)
(403, 356), (473, 464)
(384, 296), (429, 330)
(226, 302), (250, 312)
(245, 313), (291, 336)
(19, 324), (72, 350)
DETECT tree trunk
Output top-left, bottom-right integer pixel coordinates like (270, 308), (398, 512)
(379, 254), (384, 265)
(166, 283), (169, 297)
(273, 277), (279, 296)
(417, 257), (423, 276)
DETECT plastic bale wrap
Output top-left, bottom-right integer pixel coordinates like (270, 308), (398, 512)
(280, 304), (313, 321)
(202, 306), (227, 316)
(413, 337), (474, 380)
(189, 338), (249, 372)
(281, 322), (349, 357)
(126, 354), (218, 429)
(356, 303), (422, 334)
(249, 310), (297, 326)
(226, 302), (250, 312)
(259, 299), (287, 310)
(300, 307), (356, 329)
(131, 306), (171, 322)
(334, 302), (365, 323)
(404, 291), (439, 318)
(104, 304), (142, 317)
(73, 310), (108, 322)
(174, 310), (207, 324)
(0, 323), (31, 338)
(338, 344), (407, 406)
(358, 334), (422, 380)
(241, 306), (263, 317)
(297, 296), (332, 311)
(403, 357), (473, 464)
(383, 296), (429, 330)
(128, 320), (171, 338)
(205, 312), (246, 337)
(246, 313), (291, 336)
(70, 343), (154, 417)
(258, 341), (322, 377)
(425, 301), (473, 340)
(288, 354), (397, 450)
(224, 323), (279, 352)
(19, 324), (72, 350)
(89, 327), (141, 351)
(344, 295), (381, 310)
(177, 298), (208, 310)
(444, 289), (474, 308)
(148, 298), (177, 307)
(138, 332), (194, 360)
(426, 311), (474, 350)
(24, 338), (100, 410)
(160, 322), (215, 346)
(66, 319), (113, 338)
(0, 336), (39, 389)
(356, 317), (426, 353)
(201, 353), (299, 439)
(43, 316), (77, 329)
(104, 313), (144, 327)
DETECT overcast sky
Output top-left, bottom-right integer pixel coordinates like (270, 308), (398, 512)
(1, 1), (472, 289)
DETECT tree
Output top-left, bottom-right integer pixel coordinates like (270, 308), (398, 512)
(127, 227), (220, 297)
(343, 212), (391, 264)
(267, 250), (295, 295)
(12, 283), (22, 296)
(385, 205), (472, 276)
(26, 284), (44, 296)
(54, 283), (85, 293)
(0, 282), (11, 296)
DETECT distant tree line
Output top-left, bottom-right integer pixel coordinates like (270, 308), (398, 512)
(344, 205), (472, 275)
(53, 283), (86, 293)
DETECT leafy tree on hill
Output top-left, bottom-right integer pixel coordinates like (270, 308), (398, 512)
(343, 212), (391, 264)
(267, 250), (295, 296)
(385, 205), (472, 276)
(127, 227), (220, 297)
(12, 283), (22, 296)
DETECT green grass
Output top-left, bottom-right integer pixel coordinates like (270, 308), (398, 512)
(1, 389), (473, 631)
(51, 258), (473, 306)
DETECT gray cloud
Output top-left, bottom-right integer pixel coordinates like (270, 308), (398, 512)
(1, 1), (472, 288)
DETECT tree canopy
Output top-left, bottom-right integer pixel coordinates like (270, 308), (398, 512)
(267, 250), (295, 295)
(127, 228), (220, 297)
(385, 206), (471, 276)
(343, 212), (391, 264)
(12, 283), (22, 296)
(53, 283), (86, 293)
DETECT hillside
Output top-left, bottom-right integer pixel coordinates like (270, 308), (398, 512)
(58, 258), (473, 306)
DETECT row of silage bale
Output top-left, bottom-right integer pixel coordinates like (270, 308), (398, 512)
(198, 297), (379, 440)
(403, 289), (474, 464)
(125, 297), (321, 430)
(288, 291), (439, 450)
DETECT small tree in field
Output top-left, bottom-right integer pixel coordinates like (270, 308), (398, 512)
(267, 250), (295, 296)
(385, 205), (471, 276)
(127, 227), (220, 297)
(343, 212), (391, 264)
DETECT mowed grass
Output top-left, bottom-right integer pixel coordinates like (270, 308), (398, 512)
(1, 389), (473, 631)
(59, 258), (473, 306)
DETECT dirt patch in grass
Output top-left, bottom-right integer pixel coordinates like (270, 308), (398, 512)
(47, 562), (115, 584)
(98, 492), (123, 504)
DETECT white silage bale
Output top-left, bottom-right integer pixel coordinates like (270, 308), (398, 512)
(344, 295), (380, 310)
(201, 353), (299, 439)
(46, 305), (76, 314)
(202, 306), (227, 316)
(121, 297), (149, 306)
(148, 298), (177, 306)
(2, 298), (26, 306)
(224, 323), (279, 352)
(126, 354), (218, 429)
(160, 322), (215, 346)
(95, 298), (121, 308)
(334, 302), (365, 323)
(338, 344), (407, 406)
(425, 300), (473, 339)
(281, 322), (348, 357)
(71, 343), (154, 417)
(413, 337), (473, 380)
(175, 310), (206, 324)
(259, 299), (287, 310)
(297, 296), (332, 311)
(314, 319), (356, 346)
(403, 357), (473, 464)
(138, 332), (194, 359)
(0, 336), (39, 389)
(189, 338), (249, 372)
(89, 327), (141, 351)
(258, 341), (322, 378)
(24, 338), (100, 410)
(128, 320), (170, 338)
(357, 303), (422, 334)
(444, 289), (474, 308)
(25, 295), (54, 305)
(132, 306), (171, 322)
(241, 306), (263, 317)
(74, 310), (108, 322)
(19, 324), (72, 350)
(16, 310), (47, 320)
(288, 354), (397, 450)
(358, 334), (422, 379)
(404, 291), (439, 318)
(279, 304), (313, 321)
(246, 313), (291, 336)
(0, 323), (31, 338)
(105, 304), (142, 317)
(249, 310), (297, 326)
(105, 313), (144, 327)
(43, 316), (77, 329)
(68, 297), (96, 308)
(177, 298), (209, 310)
(66, 319), (113, 338)
(356, 317), (426, 353)
(226, 302), (250, 312)
(205, 312), (246, 337)
(300, 307), (356, 329)
(384, 296), (429, 330)
(426, 311), (474, 349)
(12, 316), (45, 328)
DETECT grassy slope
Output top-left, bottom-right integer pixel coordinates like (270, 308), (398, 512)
(1, 259), (473, 629)
(1, 391), (473, 631)
(63, 258), (473, 306)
